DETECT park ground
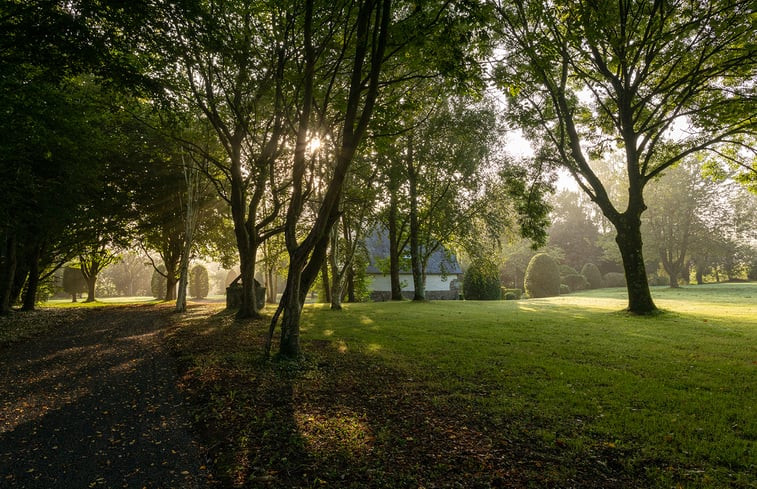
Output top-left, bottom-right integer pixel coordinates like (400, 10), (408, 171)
(1, 283), (755, 488)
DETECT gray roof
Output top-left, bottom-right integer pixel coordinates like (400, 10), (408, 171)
(364, 228), (462, 275)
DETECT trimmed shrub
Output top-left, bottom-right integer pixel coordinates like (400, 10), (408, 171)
(189, 264), (210, 299)
(560, 283), (571, 294)
(603, 272), (626, 288)
(503, 291), (518, 300)
(62, 267), (87, 301)
(524, 253), (561, 298)
(151, 265), (167, 299)
(559, 265), (578, 277)
(464, 258), (501, 300)
(581, 263), (602, 289)
(563, 273), (589, 292)
(500, 287), (523, 300)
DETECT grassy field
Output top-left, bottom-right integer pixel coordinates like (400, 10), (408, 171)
(9, 283), (756, 487)
(161, 282), (756, 488)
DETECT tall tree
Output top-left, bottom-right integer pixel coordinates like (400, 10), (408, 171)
(156, 0), (291, 318)
(491, 0), (757, 313)
(270, 0), (486, 357)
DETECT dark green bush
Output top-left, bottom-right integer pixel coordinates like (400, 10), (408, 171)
(464, 258), (502, 300)
(563, 273), (589, 291)
(503, 291), (518, 300)
(581, 263), (602, 289)
(560, 283), (571, 294)
(603, 272), (626, 288)
(189, 264), (210, 299)
(524, 253), (561, 298)
(62, 266), (87, 301)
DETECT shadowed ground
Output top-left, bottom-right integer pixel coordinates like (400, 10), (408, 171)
(0, 305), (213, 488)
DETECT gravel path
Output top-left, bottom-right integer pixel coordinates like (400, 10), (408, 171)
(0, 305), (213, 488)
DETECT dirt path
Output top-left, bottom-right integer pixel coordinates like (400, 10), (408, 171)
(0, 305), (213, 488)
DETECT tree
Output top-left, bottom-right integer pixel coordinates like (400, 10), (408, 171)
(78, 243), (120, 302)
(491, 0), (757, 313)
(642, 159), (715, 287)
(153, 0), (290, 319)
(548, 191), (603, 271)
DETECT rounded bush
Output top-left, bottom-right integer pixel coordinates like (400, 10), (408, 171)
(189, 264), (210, 299)
(560, 283), (571, 294)
(503, 291), (517, 300)
(603, 272), (626, 288)
(524, 253), (561, 298)
(463, 258), (502, 300)
(62, 267), (87, 300)
(581, 263), (602, 289)
(563, 273), (589, 292)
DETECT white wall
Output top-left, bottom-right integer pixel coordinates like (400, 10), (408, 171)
(368, 273), (456, 292)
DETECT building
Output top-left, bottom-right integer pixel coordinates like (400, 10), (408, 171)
(364, 229), (462, 301)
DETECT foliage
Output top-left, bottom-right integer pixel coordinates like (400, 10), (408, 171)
(562, 274), (589, 293)
(463, 258), (502, 300)
(559, 283), (571, 295)
(580, 263), (602, 290)
(524, 253), (560, 298)
(559, 265), (578, 277)
(151, 265), (167, 300)
(189, 264), (209, 299)
(603, 272), (626, 288)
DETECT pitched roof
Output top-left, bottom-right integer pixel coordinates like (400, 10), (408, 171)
(364, 228), (462, 275)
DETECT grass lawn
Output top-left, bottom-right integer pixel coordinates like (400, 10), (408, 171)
(136, 284), (757, 486)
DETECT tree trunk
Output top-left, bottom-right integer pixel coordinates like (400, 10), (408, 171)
(266, 267), (277, 304)
(406, 137), (424, 301)
(237, 247), (262, 319)
(175, 253), (190, 312)
(84, 274), (97, 302)
(71, 293), (77, 303)
(346, 267), (356, 303)
(320, 258), (331, 304)
(0, 234), (17, 314)
(615, 216), (657, 314)
(388, 172), (403, 301)
(21, 244), (42, 311)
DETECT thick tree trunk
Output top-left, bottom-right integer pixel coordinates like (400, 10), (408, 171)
(21, 245), (41, 311)
(615, 216), (657, 314)
(237, 247), (262, 319)
(71, 293), (77, 303)
(84, 275), (97, 302)
(0, 234), (17, 314)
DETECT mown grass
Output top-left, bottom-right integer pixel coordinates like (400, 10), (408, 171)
(164, 283), (757, 487)
(293, 284), (756, 487)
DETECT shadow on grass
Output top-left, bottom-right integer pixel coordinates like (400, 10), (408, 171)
(170, 305), (643, 489)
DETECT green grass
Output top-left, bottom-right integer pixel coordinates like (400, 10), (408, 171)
(294, 283), (756, 488)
